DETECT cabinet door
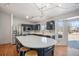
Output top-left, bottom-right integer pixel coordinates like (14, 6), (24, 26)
(33, 24), (40, 30)
(46, 21), (55, 30)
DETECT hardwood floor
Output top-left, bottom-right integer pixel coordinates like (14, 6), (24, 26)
(54, 45), (67, 56)
(0, 43), (18, 56)
(0, 44), (79, 56)
(54, 45), (79, 56)
(0, 43), (67, 56)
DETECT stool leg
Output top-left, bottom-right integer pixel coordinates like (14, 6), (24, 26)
(19, 51), (26, 56)
(19, 51), (23, 56)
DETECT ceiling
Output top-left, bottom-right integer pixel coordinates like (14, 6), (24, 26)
(0, 3), (79, 23)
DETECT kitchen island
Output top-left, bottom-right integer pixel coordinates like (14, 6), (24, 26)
(16, 35), (57, 56)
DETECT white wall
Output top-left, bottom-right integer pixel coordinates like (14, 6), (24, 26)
(0, 12), (33, 44)
(13, 16), (33, 35)
(13, 16), (32, 26)
(0, 12), (11, 44)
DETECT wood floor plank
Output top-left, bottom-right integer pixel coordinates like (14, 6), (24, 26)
(54, 45), (67, 56)
(0, 44), (18, 56)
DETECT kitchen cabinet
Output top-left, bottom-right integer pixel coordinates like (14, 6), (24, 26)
(21, 24), (40, 31)
(33, 24), (40, 30)
(46, 21), (55, 30)
(21, 24), (33, 31)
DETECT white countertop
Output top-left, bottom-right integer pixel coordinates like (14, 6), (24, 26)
(16, 35), (57, 48)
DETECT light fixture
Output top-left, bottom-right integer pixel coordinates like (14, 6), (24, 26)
(58, 4), (62, 7)
(36, 3), (50, 10)
(35, 3), (51, 18)
(4, 3), (10, 7)
(45, 4), (50, 8)
(26, 16), (29, 19)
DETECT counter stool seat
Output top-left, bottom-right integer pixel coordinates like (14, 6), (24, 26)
(19, 47), (29, 56)
(25, 50), (38, 56)
(20, 47), (29, 51)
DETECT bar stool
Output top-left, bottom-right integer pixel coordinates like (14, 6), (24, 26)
(19, 47), (29, 56)
(25, 50), (38, 56)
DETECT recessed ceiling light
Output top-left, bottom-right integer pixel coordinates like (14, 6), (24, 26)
(46, 4), (50, 7)
(36, 3), (50, 9)
(26, 16), (29, 19)
(58, 4), (62, 7)
(4, 3), (10, 7)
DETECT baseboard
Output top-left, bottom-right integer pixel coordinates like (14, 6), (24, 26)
(0, 43), (11, 46)
(12, 44), (16, 45)
(55, 45), (67, 47)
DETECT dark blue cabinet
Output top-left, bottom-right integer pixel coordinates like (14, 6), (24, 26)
(46, 21), (55, 30)
(35, 46), (54, 56)
(21, 24), (40, 31)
